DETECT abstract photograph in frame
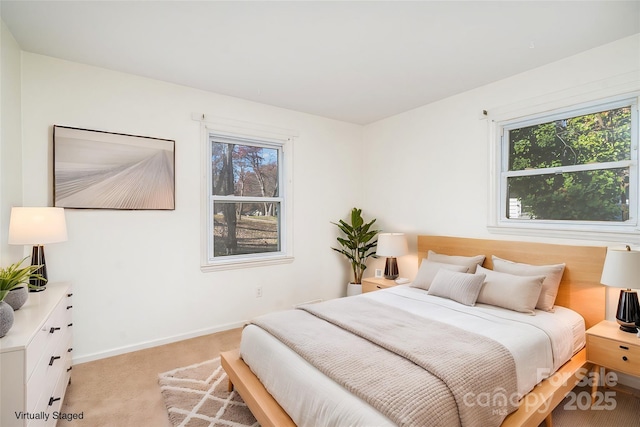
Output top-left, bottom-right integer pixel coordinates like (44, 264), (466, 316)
(53, 126), (175, 210)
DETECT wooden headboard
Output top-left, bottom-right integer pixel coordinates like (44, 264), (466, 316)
(417, 235), (607, 329)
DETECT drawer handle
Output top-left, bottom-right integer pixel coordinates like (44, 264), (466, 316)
(67, 366), (73, 372)
(66, 305), (73, 310)
(620, 345), (629, 350)
(622, 356), (628, 362)
(49, 327), (61, 334)
(67, 293), (73, 297)
(68, 323), (73, 327)
(49, 356), (61, 366)
(48, 397), (61, 406)
(376, 285), (382, 289)
(68, 348), (73, 352)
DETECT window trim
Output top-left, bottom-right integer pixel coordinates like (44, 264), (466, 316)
(198, 116), (296, 271)
(488, 94), (640, 242)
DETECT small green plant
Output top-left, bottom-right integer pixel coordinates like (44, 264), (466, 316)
(331, 208), (379, 284)
(0, 258), (46, 302)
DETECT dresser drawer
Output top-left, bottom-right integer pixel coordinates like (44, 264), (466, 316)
(587, 334), (640, 376)
(26, 292), (72, 381)
(26, 297), (72, 413)
(1, 283), (72, 427)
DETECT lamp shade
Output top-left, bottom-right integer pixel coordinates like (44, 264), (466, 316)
(600, 247), (640, 290)
(8, 207), (68, 245)
(376, 233), (408, 257)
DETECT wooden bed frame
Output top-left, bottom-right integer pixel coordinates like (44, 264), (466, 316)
(221, 235), (607, 427)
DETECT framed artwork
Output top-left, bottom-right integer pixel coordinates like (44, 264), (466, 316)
(53, 125), (175, 210)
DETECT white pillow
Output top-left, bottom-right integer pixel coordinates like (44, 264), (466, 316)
(427, 250), (485, 273)
(411, 259), (468, 291)
(475, 266), (544, 315)
(492, 256), (566, 312)
(427, 269), (486, 306)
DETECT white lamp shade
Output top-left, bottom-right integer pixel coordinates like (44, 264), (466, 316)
(376, 233), (408, 257)
(8, 207), (68, 245)
(600, 247), (640, 290)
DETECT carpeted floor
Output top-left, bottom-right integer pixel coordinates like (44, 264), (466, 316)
(538, 384), (640, 427)
(158, 357), (258, 427)
(59, 328), (243, 427)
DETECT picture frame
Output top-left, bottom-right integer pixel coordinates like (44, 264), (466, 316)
(53, 125), (175, 210)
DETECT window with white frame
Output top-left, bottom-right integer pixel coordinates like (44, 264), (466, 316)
(203, 127), (293, 270)
(495, 96), (639, 236)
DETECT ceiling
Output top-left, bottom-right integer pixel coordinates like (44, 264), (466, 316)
(2, 1), (639, 124)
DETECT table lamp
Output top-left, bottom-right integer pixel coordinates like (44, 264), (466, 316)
(600, 245), (640, 333)
(375, 233), (408, 280)
(8, 207), (68, 292)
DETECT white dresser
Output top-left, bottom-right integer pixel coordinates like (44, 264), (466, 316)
(0, 282), (73, 427)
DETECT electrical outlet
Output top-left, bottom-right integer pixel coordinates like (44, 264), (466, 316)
(256, 286), (263, 298)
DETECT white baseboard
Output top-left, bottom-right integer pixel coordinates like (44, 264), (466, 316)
(72, 320), (247, 365)
(616, 371), (640, 390)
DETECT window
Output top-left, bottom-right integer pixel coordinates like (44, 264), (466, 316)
(201, 123), (294, 270)
(494, 96), (639, 238)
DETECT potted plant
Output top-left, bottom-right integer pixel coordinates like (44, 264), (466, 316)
(0, 258), (46, 337)
(331, 208), (379, 295)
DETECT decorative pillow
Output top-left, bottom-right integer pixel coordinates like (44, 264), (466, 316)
(475, 266), (545, 315)
(410, 259), (468, 291)
(427, 269), (486, 306)
(427, 250), (486, 273)
(492, 256), (566, 312)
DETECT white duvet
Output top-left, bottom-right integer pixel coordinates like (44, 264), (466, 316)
(240, 285), (585, 427)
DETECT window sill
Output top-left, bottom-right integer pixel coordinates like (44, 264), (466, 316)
(487, 224), (640, 243)
(201, 255), (294, 272)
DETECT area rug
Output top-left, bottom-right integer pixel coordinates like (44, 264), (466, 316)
(158, 357), (259, 427)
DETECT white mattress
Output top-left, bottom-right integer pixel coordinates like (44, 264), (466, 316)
(240, 285), (586, 427)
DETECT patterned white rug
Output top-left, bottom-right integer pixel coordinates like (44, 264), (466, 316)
(158, 357), (259, 427)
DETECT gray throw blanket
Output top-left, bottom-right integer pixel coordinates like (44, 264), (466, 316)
(251, 296), (518, 427)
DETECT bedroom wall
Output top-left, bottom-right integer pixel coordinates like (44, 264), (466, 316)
(363, 33), (640, 281)
(0, 20), (24, 264)
(362, 34), (640, 389)
(19, 52), (365, 363)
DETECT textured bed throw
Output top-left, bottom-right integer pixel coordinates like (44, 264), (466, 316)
(251, 297), (518, 427)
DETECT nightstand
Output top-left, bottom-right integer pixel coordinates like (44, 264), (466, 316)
(361, 277), (399, 293)
(586, 320), (640, 402)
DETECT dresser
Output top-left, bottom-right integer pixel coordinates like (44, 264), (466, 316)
(0, 282), (73, 427)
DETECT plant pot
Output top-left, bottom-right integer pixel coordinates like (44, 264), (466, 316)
(346, 283), (362, 297)
(5, 286), (28, 311)
(0, 301), (15, 338)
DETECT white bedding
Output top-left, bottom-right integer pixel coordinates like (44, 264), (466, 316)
(240, 285), (586, 427)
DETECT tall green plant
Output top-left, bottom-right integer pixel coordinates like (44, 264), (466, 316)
(0, 257), (46, 302)
(331, 208), (379, 284)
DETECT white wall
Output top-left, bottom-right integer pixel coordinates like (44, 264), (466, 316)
(11, 26), (640, 372)
(363, 34), (640, 389)
(363, 34), (640, 281)
(20, 53), (364, 362)
(0, 20), (24, 263)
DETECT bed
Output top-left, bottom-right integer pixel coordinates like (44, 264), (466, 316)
(221, 235), (607, 427)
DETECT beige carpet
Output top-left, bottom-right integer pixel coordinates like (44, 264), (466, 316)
(158, 357), (258, 427)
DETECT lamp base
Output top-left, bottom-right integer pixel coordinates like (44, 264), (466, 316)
(616, 289), (639, 333)
(383, 257), (399, 280)
(29, 245), (48, 292)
